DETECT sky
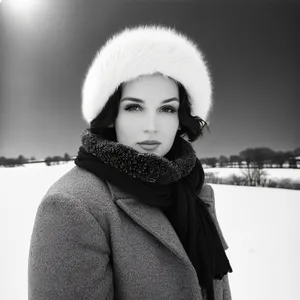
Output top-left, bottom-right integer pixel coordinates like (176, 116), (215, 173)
(0, 0), (299, 160)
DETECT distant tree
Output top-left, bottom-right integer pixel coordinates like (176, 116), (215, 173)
(271, 151), (286, 168)
(45, 157), (52, 166)
(229, 155), (242, 168)
(1, 157), (18, 167)
(241, 163), (268, 186)
(52, 156), (63, 165)
(239, 148), (274, 185)
(239, 147), (275, 169)
(218, 155), (229, 167)
(200, 157), (218, 168)
(208, 157), (218, 168)
(0, 155), (27, 167)
(200, 158), (209, 166)
(272, 151), (296, 168)
(294, 147), (300, 157)
(294, 148), (300, 168)
(288, 157), (297, 168)
(0, 156), (6, 166)
(231, 174), (247, 186)
(286, 151), (297, 169)
(256, 148), (276, 168)
(30, 156), (36, 161)
(64, 153), (71, 162)
(239, 148), (256, 168)
(16, 155), (27, 166)
(45, 155), (67, 166)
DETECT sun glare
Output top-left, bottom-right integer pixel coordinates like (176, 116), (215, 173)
(5, 0), (36, 4)
(4, 0), (40, 14)
(2, 0), (47, 22)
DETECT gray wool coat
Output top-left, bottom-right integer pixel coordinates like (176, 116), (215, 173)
(28, 165), (232, 300)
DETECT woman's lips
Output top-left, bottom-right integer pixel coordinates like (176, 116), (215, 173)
(138, 143), (160, 151)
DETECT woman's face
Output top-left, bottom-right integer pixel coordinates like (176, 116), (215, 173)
(114, 74), (180, 157)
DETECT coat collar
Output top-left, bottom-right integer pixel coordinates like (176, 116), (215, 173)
(106, 180), (212, 276)
(80, 129), (197, 185)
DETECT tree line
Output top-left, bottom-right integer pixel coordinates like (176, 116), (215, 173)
(1, 147), (299, 168)
(0, 153), (73, 167)
(201, 147), (300, 169)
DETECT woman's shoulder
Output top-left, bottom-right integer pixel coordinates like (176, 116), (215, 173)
(199, 183), (215, 205)
(43, 166), (113, 208)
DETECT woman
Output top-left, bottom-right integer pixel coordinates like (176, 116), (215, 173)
(28, 25), (233, 300)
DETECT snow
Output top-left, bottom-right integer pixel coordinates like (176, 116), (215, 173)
(0, 162), (299, 300)
(212, 184), (300, 300)
(205, 167), (300, 181)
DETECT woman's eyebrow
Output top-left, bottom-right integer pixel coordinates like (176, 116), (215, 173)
(121, 97), (179, 104)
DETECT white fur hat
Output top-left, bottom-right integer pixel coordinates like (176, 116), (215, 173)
(82, 24), (213, 124)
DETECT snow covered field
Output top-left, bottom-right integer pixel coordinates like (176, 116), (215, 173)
(205, 167), (300, 182)
(0, 162), (299, 300)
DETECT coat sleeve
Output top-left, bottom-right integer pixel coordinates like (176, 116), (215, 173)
(208, 185), (232, 300)
(28, 193), (113, 300)
(206, 185), (229, 250)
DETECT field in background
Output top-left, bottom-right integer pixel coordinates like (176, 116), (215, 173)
(0, 162), (300, 300)
(205, 167), (300, 181)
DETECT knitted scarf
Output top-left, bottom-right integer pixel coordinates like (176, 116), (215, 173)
(75, 129), (232, 300)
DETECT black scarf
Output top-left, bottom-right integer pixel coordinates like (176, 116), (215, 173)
(75, 129), (232, 300)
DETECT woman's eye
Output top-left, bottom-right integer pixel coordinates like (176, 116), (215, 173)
(124, 104), (141, 112)
(162, 106), (177, 113)
(124, 105), (177, 113)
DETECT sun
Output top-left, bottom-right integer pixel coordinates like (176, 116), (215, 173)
(2, 0), (41, 15)
(2, 0), (38, 8)
(4, 0), (36, 3)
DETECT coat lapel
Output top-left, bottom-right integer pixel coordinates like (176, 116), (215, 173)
(106, 181), (197, 275)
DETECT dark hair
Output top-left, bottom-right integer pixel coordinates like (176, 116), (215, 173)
(90, 80), (210, 143)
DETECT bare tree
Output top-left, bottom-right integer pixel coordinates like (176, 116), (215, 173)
(241, 163), (268, 186)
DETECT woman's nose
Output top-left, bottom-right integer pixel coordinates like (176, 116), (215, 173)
(144, 114), (157, 132)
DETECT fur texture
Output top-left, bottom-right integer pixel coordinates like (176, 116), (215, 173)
(82, 25), (213, 124)
(80, 129), (197, 184)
